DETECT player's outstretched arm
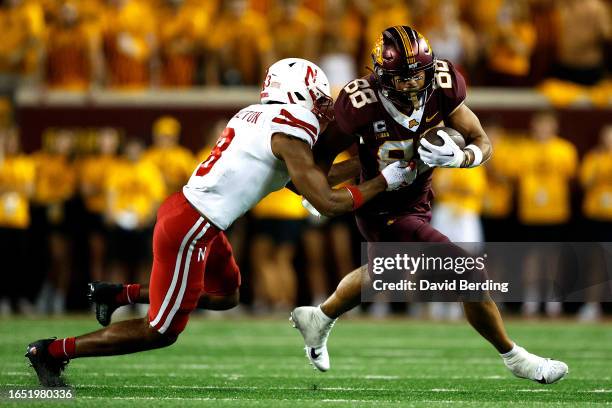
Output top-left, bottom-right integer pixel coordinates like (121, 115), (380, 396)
(448, 104), (493, 167)
(285, 122), (358, 193)
(311, 121), (357, 176)
(272, 133), (413, 217)
(327, 155), (361, 186)
(286, 154), (361, 195)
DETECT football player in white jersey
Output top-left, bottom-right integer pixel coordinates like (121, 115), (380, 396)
(25, 58), (419, 387)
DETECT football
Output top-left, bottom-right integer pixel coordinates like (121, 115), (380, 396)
(419, 126), (466, 150)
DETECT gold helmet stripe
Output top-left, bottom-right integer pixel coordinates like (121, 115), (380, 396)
(392, 26), (410, 58)
(393, 25), (417, 65)
(400, 26), (415, 57)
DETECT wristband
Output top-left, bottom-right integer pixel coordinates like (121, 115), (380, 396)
(344, 185), (364, 210)
(464, 144), (483, 167)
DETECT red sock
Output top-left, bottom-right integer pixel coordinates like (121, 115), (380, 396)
(115, 284), (141, 305)
(48, 337), (76, 360)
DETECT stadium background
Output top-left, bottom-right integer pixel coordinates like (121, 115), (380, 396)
(0, 0), (610, 321)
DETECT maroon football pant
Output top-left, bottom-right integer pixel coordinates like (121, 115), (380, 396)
(356, 213), (450, 243)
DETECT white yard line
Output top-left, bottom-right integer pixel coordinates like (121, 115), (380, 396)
(5, 382), (611, 395)
(5, 370), (610, 382)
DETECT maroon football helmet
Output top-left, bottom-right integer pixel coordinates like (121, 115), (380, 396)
(371, 26), (436, 109)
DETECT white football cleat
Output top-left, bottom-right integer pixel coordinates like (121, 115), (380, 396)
(503, 345), (568, 384)
(290, 306), (336, 372)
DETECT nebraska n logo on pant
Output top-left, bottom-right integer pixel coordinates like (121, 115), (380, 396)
(198, 247), (206, 262)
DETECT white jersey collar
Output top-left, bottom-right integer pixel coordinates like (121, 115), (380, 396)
(378, 91), (424, 132)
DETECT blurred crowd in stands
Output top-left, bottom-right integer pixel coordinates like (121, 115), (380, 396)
(0, 0), (609, 104)
(1, 111), (611, 319)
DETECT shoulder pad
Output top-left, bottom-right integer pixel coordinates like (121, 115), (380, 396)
(334, 77), (381, 135)
(435, 59), (467, 118)
(270, 105), (320, 147)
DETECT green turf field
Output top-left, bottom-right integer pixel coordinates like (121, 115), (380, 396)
(1, 315), (611, 407)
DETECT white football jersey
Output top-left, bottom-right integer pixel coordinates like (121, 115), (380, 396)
(183, 103), (320, 230)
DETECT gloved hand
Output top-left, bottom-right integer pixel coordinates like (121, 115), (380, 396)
(418, 129), (465, 168)
(381, 160), (418, 191)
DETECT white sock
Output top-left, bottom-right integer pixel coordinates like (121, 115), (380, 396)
(500, 343), (519, 359)
(315, 305), (334, 323)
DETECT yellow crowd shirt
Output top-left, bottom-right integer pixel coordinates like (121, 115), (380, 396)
(482, 138), (517, 218)
(517, 137), (577, 225)
(0, 3), (41, 74)
(105, 158), (166, 227)
(45, 22), (94, 90)
(269, 6), (322, 61)
(80, 154), (121, 214)
(157, 1), (211, 87)
(0, 155), (35, 228)
(488, 22), (537, 77)
(207, 9), (272, 85)
(31, 152), (76, 205)
(432, 166), (487, 215)
(101, 0), (156, 88)
(142, 146), (196, 196)
(580, 149), (612, 221)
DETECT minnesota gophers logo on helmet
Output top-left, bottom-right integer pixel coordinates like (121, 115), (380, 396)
(373, 34), (384, 65)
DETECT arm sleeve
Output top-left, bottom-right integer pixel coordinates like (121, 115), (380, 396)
(269, 106), (320, 148)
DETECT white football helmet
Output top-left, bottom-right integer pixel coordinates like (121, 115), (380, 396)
(260, 58), (334, 121)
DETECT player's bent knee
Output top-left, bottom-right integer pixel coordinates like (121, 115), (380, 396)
(146, 311), (191, 343)
(157, 332), (178, 347)
(140, 319), (175, 346)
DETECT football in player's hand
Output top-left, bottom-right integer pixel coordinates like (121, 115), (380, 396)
(419, 127), (466, 151)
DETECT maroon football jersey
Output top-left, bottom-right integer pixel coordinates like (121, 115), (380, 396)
(334, 59), (466, 217)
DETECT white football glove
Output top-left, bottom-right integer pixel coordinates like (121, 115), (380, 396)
(301, 197), (321, 218)
(381, 160), (418, 191)
(418, 129), (465, 168)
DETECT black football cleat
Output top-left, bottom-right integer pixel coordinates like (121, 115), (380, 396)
(25, 338), (68, 387)
(87, 281), (123, 326)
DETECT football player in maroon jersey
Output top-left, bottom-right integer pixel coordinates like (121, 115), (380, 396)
(291, 26), (568, 384)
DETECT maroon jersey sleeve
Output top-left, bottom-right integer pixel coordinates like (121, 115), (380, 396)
(437, 59), (467, 120)
(333, 78), (380, 136)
